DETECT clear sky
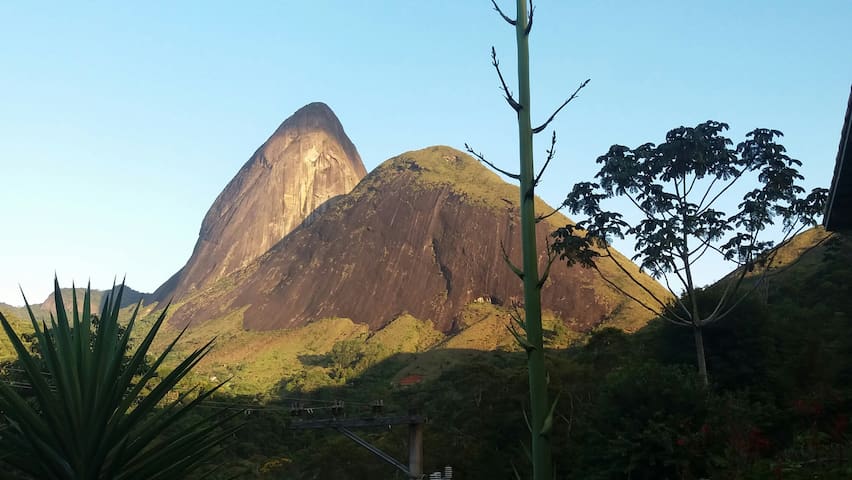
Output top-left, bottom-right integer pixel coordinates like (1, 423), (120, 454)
(1, 1), (849, 306)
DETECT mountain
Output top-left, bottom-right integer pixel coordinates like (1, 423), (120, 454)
(0, 302), (19, 315)
(152, 102), (367, 303)
(0, 285), (146, 360)
(38, 286), (146, 314)
(1, 286), (145, 323)
(167, 145), (670, 334)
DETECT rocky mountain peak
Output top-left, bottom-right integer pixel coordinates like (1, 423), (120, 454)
(152, 103), (367, 303)
(268, 102), (360, 164)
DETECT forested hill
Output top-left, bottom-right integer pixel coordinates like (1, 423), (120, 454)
(185, 227), (852, 479)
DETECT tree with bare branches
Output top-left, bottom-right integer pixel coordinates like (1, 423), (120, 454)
(552, 121), (828, 387)
(465, 1), (589, 478)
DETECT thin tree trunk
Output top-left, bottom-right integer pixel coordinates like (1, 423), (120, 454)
(514, 1), (553, 478)
(683, 229), (709, 388)
(693, 324), (709, 387)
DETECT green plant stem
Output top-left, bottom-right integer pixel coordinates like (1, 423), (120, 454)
(514, 0), (553, 478)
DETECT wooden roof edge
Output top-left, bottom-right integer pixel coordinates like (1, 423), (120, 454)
(824, 84), (852, 231)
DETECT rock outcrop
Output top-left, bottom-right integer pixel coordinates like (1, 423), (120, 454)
(153, 102), (367, 302)
(169, 146), (670, 333)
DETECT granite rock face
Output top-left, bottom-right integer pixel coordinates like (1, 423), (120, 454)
(168, 146), (669, 333)
(153, 103), (366, 302)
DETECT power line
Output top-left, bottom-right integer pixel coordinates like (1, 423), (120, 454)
(1, 368), (388, 407)
(0, 379), (401, 418)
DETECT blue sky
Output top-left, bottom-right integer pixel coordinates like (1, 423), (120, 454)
(1, 1), (849, 305)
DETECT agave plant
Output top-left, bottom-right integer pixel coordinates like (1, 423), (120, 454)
(0, 279), (239, 479)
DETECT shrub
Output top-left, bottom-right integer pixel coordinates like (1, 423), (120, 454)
(0, 280), (240, 479)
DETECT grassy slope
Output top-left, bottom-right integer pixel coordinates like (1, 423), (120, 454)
(0, 305), (32, 362)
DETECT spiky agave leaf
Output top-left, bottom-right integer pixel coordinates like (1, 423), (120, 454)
(0, 279), (240, 479)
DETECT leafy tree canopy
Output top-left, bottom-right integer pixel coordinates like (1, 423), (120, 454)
(552, 121), (828, 384)
(554, 121), (826, 324)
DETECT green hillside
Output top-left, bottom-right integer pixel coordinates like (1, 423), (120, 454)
(0, 305), (32, 362)
(2, 232), (847, 477)
(166, 227), (852, 479)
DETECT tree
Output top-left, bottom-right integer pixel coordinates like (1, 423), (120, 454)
(0, 279), (240, 479)
(552, 121), (828, 386)
(328, 339), (364, 381)
(465, 1), (589, 478)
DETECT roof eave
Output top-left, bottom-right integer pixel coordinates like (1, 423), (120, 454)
(824, 85), (852, 231)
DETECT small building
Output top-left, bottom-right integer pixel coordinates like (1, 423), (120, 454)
(825, 85), (852, 232)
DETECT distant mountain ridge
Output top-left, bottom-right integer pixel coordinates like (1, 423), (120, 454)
(1, 285), (145, 325)
(152, 102), (367, 303)
(39, 286), (146, 313)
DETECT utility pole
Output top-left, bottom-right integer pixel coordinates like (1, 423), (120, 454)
(408, 413), (424, 477)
